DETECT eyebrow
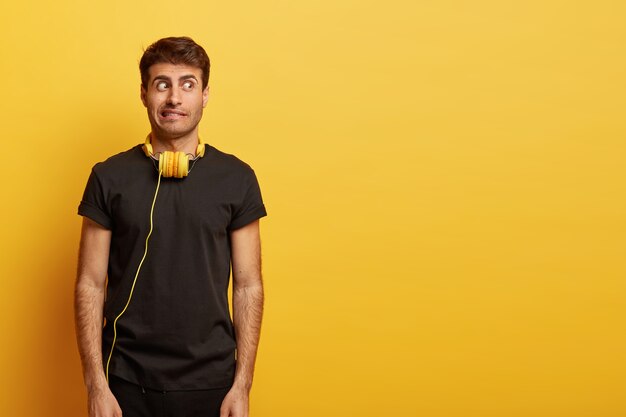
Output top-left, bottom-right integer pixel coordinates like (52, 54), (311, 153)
(152, 74), (199, 83)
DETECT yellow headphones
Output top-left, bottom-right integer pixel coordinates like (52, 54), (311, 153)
(142, 134), (205, 178)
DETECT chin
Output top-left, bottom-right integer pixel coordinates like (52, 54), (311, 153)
(163, 126), (195, 138)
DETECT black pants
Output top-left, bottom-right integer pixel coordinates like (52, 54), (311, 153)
(109, 375), (231, 417)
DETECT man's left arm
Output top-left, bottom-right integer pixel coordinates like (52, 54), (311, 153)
(221, 219), (264, 417)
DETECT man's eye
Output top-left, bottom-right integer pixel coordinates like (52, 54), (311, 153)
(156, 81), (168, 91)
(182, 81), (194, 90)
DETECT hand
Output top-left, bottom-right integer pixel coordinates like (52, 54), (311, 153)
(87, 386), (123, 417)
(220, 385), (249, 417)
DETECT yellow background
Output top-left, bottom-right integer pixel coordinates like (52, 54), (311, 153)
(1, 1), (624, 416)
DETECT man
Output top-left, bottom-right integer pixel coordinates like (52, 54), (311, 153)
(74, 37), (266, 417)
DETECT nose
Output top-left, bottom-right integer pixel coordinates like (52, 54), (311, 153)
(166, 86), (182, 105)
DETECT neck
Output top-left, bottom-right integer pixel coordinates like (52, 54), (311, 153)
(149, 130), (200, 156)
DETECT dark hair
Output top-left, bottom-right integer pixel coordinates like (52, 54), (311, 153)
(139, 36), (210, 89)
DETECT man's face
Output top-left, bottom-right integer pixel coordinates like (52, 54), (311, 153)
(141, 63), (209, 141)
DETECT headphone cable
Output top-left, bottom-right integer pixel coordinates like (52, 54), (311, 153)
(105, 171), (163, 383)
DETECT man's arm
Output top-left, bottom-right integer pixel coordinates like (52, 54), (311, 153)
(221, 219), (264, 417)
(74, 217), (122, 417)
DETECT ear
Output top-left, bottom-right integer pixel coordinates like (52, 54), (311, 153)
(140, 84), (147, 107)
(202, 85), (209, 108)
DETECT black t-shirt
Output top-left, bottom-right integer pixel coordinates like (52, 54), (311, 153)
(78, 144), (267, 390)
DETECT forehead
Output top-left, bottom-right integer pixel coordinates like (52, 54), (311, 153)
(147, 63), (203, 82)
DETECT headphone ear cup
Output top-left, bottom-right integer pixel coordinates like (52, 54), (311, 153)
(154, 149), (191, 178)
(162, 152), (172, 177)
(167, 152), (174, 177)
(176, 152), (188, 178)
(172, 151), (178, 178)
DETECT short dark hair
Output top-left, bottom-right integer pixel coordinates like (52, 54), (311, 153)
(139, 36), (210, 89)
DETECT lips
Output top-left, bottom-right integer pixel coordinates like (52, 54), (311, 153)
(160, 109), (187, 119)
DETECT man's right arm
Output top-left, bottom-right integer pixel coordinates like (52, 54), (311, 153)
(74, 217), (122, 417)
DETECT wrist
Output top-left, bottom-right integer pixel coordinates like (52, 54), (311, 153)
(85, 374), (109, 394)
(231, 379), (252, 394)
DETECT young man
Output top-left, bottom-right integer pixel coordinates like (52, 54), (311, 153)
(75, 37), (267, 417)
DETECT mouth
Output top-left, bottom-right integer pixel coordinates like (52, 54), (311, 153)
(159, 109), (187, 120)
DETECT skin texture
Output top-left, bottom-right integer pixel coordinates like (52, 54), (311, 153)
(74, 218), (121, 417)
(75, 62), (264, 417)
(221, 220), (264, 417)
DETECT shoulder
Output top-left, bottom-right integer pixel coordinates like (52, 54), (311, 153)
(91, 145), (148, 177)
(92, 145), (144, 170)
(204, 144), (256, 176)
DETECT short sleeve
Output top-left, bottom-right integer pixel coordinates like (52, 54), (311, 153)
(229, 168), (267, 231)
(78, 168), (113, 229)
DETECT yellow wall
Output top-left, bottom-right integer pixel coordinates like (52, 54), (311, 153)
(1, 1), (624, 416)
